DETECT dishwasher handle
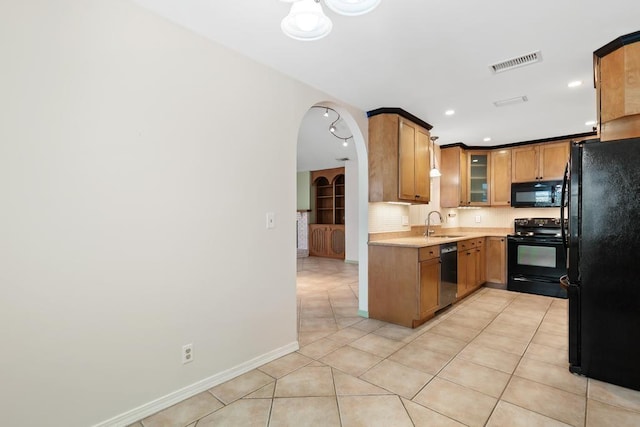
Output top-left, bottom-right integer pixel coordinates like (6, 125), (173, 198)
(440, 243), (458, 254)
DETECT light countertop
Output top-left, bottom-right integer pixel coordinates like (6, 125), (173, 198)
(368, 231), (510, 248)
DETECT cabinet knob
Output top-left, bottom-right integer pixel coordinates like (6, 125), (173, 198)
(500, 238), (504, 242)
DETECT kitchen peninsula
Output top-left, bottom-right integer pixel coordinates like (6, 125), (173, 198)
(368, 229), (510, 328)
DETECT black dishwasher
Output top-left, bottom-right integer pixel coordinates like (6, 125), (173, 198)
(440, 243), (458, 308)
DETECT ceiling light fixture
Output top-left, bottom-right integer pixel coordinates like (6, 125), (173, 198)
(324, 0), (382, 16)
(483, 137), (492, 142)
(429, 136), (441, 178)
(280, 0), (381, 41)
(281, 0), (332, 41)
(445, 109), (455, 116)
(585, 120), (596, 126)
(568, 80), (583, 88)
(312, 105), (353, 147)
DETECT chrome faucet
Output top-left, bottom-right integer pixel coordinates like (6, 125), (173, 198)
(424, 210), (444, 237)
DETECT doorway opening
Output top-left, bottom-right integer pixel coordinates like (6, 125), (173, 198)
(295, 101), (369, 340)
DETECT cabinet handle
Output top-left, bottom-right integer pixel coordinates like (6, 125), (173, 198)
(500, 238), (504, 242)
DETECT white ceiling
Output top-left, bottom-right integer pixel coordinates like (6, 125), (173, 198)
(133, 0), (640, 170)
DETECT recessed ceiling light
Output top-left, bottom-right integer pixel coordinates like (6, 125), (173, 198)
(568, 80), (583, 88)
(445, 109), (455, 116)
(585, 120), (596, 126)
(483, 137), (491, 142)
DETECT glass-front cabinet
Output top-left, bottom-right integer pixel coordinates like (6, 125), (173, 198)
(467, 151), (490, 205)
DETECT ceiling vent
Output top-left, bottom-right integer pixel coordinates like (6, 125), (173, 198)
(489, 50), (542, 74)
(493, 96), (529, 107)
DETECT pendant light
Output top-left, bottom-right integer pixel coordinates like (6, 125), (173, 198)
(430, 136), (441, 178)
(323, 0), (382, 16)
(281, 0), (332, 41)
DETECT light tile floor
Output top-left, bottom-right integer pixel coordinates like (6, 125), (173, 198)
(134, 256), (640, 426)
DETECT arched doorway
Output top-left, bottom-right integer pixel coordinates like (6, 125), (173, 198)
(296, 101), (369, 319)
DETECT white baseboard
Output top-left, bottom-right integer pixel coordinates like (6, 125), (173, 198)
(93, 341), (299, 427)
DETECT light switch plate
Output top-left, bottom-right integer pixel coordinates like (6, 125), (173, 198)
(401, 215), (409, 226)
(266, 212), (276, 229)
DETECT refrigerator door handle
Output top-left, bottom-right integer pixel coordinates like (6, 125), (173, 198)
(561, 160), (569, 251)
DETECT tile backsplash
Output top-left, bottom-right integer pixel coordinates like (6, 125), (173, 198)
(370, 203), (564, 233)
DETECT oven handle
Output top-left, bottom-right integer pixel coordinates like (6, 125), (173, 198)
(507, 236), (563, 244)
(512, 276), (533, 282)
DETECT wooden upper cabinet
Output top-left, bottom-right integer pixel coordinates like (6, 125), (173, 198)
(538, 142), (569, 180)
(440, 146), (468, 208)
(398, 118), (430, 203)
(369, 113), (431, 203)
(512, 141), (569, 182)
(467, 151), (490, 206)
(490, 149), (511, 206)
(441, 148), (490, 206)
(595, 33), (640, 141)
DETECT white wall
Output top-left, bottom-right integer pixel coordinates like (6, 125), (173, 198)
(345, 160), (359, 262)
(0, 1), (366, 425)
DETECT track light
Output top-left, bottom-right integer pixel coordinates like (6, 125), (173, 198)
(311, 105), (353, 146)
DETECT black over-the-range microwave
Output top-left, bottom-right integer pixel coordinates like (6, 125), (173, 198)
(511, 180), (563, 208)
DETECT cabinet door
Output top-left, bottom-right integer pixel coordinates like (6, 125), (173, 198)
(328, 227), (345, 259)
(309, 225), (326, 257)
(539, 142), (569, 180)
(458, 249), (476, 296)
(398, 119), (417, 201)
(512, 146), (538, 183)
(490, 150), (512, 206)
(467, 151), (490, 205)
(419, 257), (440, 318)
(476, 246), (486, 287)
(467, 250), (478, 291)
(414, 128), (431, 202)
(457, 250), (468, 296)
(486, 236), (507, 284)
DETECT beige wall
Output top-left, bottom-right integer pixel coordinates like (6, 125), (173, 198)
(0, 1), (367, 425)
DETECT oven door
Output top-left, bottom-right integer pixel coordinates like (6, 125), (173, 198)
(507, 236), (567, 297)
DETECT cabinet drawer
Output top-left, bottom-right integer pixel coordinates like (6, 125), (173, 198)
(419, 246), (439, 261)
(457, 239), (476, 251)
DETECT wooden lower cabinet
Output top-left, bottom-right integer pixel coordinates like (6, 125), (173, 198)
(369, 245), (440, 328)
(309, 224), (345, 259)
(457, 238), (485, 299)
(486, 236), (507, 284)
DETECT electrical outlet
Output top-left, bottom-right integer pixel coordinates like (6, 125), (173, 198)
(475, 215), (481, 223)
(182, 343), (194, 364)
(401, 215), (409, 226)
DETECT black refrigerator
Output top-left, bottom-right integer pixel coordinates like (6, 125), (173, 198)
(563, 137), (640, 391)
